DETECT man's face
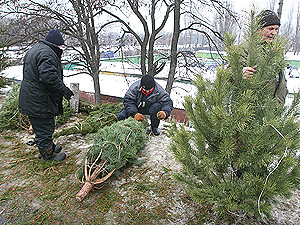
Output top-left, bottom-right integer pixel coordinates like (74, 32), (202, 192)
(142, 87), (153, 94)
(260, 25), (279, 42)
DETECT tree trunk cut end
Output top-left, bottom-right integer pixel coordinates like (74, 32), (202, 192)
(76, 181), (94, 202)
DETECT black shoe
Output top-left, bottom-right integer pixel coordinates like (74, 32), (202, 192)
(39, 144), (62, 159)
(152, 127), (160, 136)
(54, 144), (62, 153)
(39, 144), (66, 162)
(40, 152), (66, 162)
(26, 139), (36, 146)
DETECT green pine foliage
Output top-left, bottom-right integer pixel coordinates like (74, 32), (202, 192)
(53, 102), (122, 137)
(0, 84), (73, 131)
(0, 84), (30, 130)
(54, 99), (74, 127)
(168, 11), (300, 220)
(77, 117), (147, 182)
(0, 83), (121, 134)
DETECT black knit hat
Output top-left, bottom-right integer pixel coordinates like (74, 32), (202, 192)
(259, 10), (280, 28)
(141, 74), (155, 90)
(45, 29), (64, 45)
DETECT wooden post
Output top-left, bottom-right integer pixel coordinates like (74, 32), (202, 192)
(70, 83), (79, 113)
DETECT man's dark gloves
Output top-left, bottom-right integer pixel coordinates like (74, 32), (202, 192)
(64, 87), (74, 100)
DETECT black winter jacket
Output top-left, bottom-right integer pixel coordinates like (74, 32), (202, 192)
(123, 80), (173, 118)
(19, 40), (69, 118)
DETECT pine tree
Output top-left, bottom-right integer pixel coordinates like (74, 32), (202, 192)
(168, 11), (300, 220)
(0, 84), (30, 130)
(53, 102), (122, 137)
(0, 84), (74, 131)
(76, 118), (147, 201)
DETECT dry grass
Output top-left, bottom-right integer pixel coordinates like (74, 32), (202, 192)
(0, 128), (203, 225)
(0, 121), (294, 225)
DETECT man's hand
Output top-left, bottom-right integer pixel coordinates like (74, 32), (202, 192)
(134, 113), (144, 121)
(157, 111), (166, 120)
(64, 87), (74, 100)
(242, 66), (257, 79)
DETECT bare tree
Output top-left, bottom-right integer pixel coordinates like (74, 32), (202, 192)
(101, 0), (234, 94)
(293, 4), (300, 54)
(212, 0), (239, 49)
(165, 0), (234, 93)
(277, 1), (300, 54)
(279, 8), (294, 50)
(1, 0), (109, 105)
(101, 0), (174, 76)
(2, 0), (236, 98)
(268, 0), (277, 11)
(277, 0), (284, 20)
(165, 0), (180, 94)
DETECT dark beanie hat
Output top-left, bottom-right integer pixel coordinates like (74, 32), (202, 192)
(45, 29), (64, 45)
(141, 74), (155, 90)
(259, 10), (280, 28)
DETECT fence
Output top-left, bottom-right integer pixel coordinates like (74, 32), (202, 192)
(78, 90), (189, 126)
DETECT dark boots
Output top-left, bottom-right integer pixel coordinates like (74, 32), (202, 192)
(53, 144), (62, 153)
(38, 144), (62, 159)
(39, 144), (66, 162)
(151, 127), (160, 136)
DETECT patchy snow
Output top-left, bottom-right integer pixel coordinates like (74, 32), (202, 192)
(2, 62), (200, 109)
(285, 52), (300, 62)
(1, 96), (299, 224)
(140, 125), (300, 225)
(271, 190), (300, 224)
(140, 123), (182, 172)
(2, 60), (300, 109)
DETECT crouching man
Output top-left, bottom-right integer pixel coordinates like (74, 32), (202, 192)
(118, 74), (173, 136)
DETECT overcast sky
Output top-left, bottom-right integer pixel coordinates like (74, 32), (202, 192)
(232, 0), (299, 24)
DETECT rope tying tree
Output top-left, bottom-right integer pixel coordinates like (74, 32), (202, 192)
(76, 117), (147, 201)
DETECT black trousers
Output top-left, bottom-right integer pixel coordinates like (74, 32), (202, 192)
(29, 117), (55, 150)
(118, 102), (162, 128)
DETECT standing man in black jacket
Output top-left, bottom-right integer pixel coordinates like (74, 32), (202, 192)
(118, 74), (173, 136)
(19, 29), (74, 162)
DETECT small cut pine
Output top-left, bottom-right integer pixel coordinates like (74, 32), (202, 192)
(76, 118), (147, 201)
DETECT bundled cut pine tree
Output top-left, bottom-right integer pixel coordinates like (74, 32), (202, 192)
(0, 84), (74, 131)
(0, 84), (30, 130)
(76, 117), (147, 201)
(53, 103), (122, 137)
(168, 11), (300, 221)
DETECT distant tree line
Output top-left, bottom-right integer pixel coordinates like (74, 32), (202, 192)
(0, 0), (298, 104)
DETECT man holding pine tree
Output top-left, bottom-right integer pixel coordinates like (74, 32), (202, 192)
(168, 10), (300, 219)
(242, 10), (288, 103)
